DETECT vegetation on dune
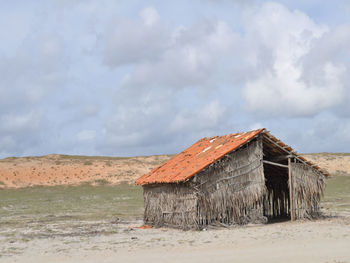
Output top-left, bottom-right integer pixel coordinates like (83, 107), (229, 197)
(0, 153), (175, 162)
(303, 152), (350, 156)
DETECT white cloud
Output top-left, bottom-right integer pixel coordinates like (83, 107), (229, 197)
(115, 18), (239, 91)
(170, 100), (227, 132)
(249, 122), (263, 130)
(140, 7), (160, 27)
(1, 1), (350, 158)
(0, 112), (44, 157)
(0, 112), (42, 133)
(240, 2), (346, 117)
(99, 10), (240, 154)
(243, 61), (345, 116)
(77, 129), (96, 141)
(107, 3), (349, 121)
(101, 88), (174, 151)
(104, 6), (240, 90)
(104, 10), (169, 67)
(101, 3), (350, 155)
(42, 39), (61, 57)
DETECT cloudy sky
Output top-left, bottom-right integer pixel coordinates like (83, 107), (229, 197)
(1, 0), (350, 158)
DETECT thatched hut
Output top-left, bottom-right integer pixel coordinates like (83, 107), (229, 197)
(136, 129), (329, 229)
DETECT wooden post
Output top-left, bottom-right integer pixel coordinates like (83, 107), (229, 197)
(288, 157), (295, 221)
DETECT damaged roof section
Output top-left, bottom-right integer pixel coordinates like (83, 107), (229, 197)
(136, 129), (264, 185)
(136, 128), (329, 186)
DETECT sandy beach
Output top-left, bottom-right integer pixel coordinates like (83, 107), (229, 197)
(2, 216), (350, 263)
(1, 154), (350, 263)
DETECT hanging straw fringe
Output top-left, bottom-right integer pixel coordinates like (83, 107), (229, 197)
(291, 163), (325, 219)
(142, 137), (325, 229)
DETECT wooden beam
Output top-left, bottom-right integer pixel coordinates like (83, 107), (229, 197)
(288, 157), (295, 222)
(263, 134), (293, 154)
(268, 155), (289, 162)
(262, 160), (288, 168)
(263, 134), (310, 167)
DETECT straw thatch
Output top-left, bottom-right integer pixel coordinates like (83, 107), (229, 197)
(143, 183), (198, 228)
(141, 133), (327, 229)
(194, 138), (266, 226)
(143, 138), (267, 229)
(291, 163), (325, 219)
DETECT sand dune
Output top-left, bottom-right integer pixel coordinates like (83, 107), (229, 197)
(302, 153), (350, 176)
(0, 153), (348, 188)
(0, 154), (172, 188)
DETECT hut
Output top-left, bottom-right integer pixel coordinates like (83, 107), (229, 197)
(136, 129), (329, 229)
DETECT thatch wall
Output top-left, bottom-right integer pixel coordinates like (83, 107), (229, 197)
(194, 138), (266, 225)
(142, 135), (326, 229)
(291, 162), (325, 219)
(143, 183), (198, 228)
(143, 138), (266, 229)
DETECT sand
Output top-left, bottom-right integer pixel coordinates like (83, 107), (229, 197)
(303, 153), (350, 176)
(1, 153), (349, 189)
(2, 216), (350, 263)
(1, 153), (350, 262)
(0, 154), (172, 188)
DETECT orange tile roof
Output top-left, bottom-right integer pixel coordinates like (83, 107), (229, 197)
(136, 129), (265, 185)
(136, 128), (330, 185)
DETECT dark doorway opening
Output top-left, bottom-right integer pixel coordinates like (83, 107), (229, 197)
(262, 137), (291, 222)
(263, 163), (290, 222)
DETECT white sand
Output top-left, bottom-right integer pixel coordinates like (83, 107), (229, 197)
(3, 217), (350, 263)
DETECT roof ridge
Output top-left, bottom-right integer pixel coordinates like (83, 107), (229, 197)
(136, 128), (328, 186)
(136, 129), (266, 185)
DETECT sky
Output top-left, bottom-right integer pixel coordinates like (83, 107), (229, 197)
(0, 0), (350, 158)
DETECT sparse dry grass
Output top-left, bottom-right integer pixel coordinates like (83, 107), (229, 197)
(0, 175), (350, 261)
(0, 183), (143, 257)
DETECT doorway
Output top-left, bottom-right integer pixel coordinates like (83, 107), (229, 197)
(263, 163), (290, 222)
(261, 136), (291, 222)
